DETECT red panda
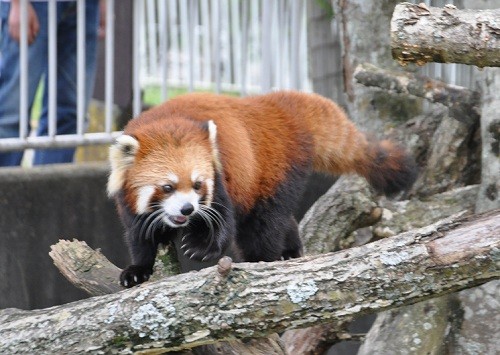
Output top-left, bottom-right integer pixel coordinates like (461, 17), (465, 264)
(108, 91), (417, 287)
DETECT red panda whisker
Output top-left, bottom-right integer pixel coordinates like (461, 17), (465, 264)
(145, 211), (166, 243)
(138, 209), (164, 241)
(198, 205), (228, 252)
(196, 208), (216, 239)
(200, 205), (226, 232)
(196, 208), (219, 252)
(193, 221), (216, 259)
(209, 201), (231, 212)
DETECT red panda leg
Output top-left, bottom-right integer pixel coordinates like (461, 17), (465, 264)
(282, 216), (303, 260)
(235, 213), (302, 262)
(120, 242), (157, 287)
(234, 168), (309, 262)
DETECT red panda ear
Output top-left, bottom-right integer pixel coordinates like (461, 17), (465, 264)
(107, 135), (140, 196)
(206, 120), (222, 173)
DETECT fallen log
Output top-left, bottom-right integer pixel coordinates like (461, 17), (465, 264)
(391, 3), (500, 67)
(0, 210), (498, 354)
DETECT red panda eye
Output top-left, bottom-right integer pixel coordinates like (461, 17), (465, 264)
(162, 184), (174, 193)
(193, 181), (203, 190)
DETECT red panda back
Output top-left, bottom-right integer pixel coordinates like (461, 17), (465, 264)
(125, 93), (313, 212)
(123, 91), (416, 210)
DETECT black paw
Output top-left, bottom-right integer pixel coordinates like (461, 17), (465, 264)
(282, 249), (303, 260)
(180, 233), (223, 262)
(120, 265), (153, 288)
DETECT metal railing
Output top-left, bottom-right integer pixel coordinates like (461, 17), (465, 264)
(0, 0), (310, 153)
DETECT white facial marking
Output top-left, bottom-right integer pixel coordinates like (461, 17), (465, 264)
(166, 173), (179, 184)
(161, 191), (200, 228)
(191, 170), (202, 183)
(136, 185), (155, 214)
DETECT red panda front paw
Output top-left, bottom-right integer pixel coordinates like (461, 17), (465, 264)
(180, 234), (223, 262)
(120, 265), (152, 288)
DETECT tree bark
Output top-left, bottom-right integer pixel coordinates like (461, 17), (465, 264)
(49, 240), (286, 355)
(476, 67), (500, 213)
(353, 63), (482, 197)
(299, 175), (380, 254)
(358, 294), (454, 355)
(391, 3), (500, 67)
(353, 63), (481, 125)
(1, 211), (498, 354)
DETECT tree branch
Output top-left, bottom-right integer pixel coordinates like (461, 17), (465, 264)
(353, 63), (480, 125)
(391, 3), (500, 67)
(49, 242), (287, 355)
(1, 210), (498, 354)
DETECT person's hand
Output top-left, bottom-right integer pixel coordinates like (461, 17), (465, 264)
(8, 0), (40, 44)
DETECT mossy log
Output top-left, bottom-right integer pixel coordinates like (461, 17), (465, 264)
(0, 211), (498, 354)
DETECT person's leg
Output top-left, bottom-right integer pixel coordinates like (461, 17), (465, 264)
(0, 3), (48, 166)
(34, 1), (99, 165)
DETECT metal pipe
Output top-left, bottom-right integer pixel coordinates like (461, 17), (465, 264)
(105, 0), (115, 132)
(261, 0), (273, 92)
(76, 0), (86, 136)
(0, 132), (123, 151)
(213, 0), (221, 93)
(19, 0), (29, 139)
(48, 0), (57, 137)
(158, 0), (168, 101)
(240, 0), (249, 96)
(132, 0), (142, 117)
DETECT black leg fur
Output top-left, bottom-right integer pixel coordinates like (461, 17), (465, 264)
(234, 166), (309, 262)
(282, 216), (303, 260)
(115, 191), (176, 287)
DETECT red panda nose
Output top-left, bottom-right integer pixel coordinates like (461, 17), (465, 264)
(180, 203), (195, 216)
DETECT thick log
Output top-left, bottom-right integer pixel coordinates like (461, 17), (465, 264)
(0, 211), (498, 354)
(300, 175), (380, 254)
(391, 3), (500, 67)
(50, 240), (286, 355)
(358, 294), (453, 354)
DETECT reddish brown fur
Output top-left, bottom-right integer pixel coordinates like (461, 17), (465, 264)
(123, 91), (412, 211)
(123, 117), (215, 210)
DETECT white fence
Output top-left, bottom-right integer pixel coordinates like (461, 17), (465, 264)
(0, 0), (310, 152)
(138, 0), (310, 98)
(0, 0), (478, 153)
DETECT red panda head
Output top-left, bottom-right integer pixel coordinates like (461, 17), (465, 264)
(107, 117), (221, 228)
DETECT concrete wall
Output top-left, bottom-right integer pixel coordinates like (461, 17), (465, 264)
(0, 163), (128, 310)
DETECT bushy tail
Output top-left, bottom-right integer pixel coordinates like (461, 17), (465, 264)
(312, 129), (418, 196)
(286, 91), (418, 195)
(361, 139), (418, 196)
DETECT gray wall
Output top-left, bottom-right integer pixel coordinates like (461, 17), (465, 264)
(0, 163), (128, 310)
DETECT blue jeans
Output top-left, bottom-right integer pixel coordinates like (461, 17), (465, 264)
(0, 1), (99, 166)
